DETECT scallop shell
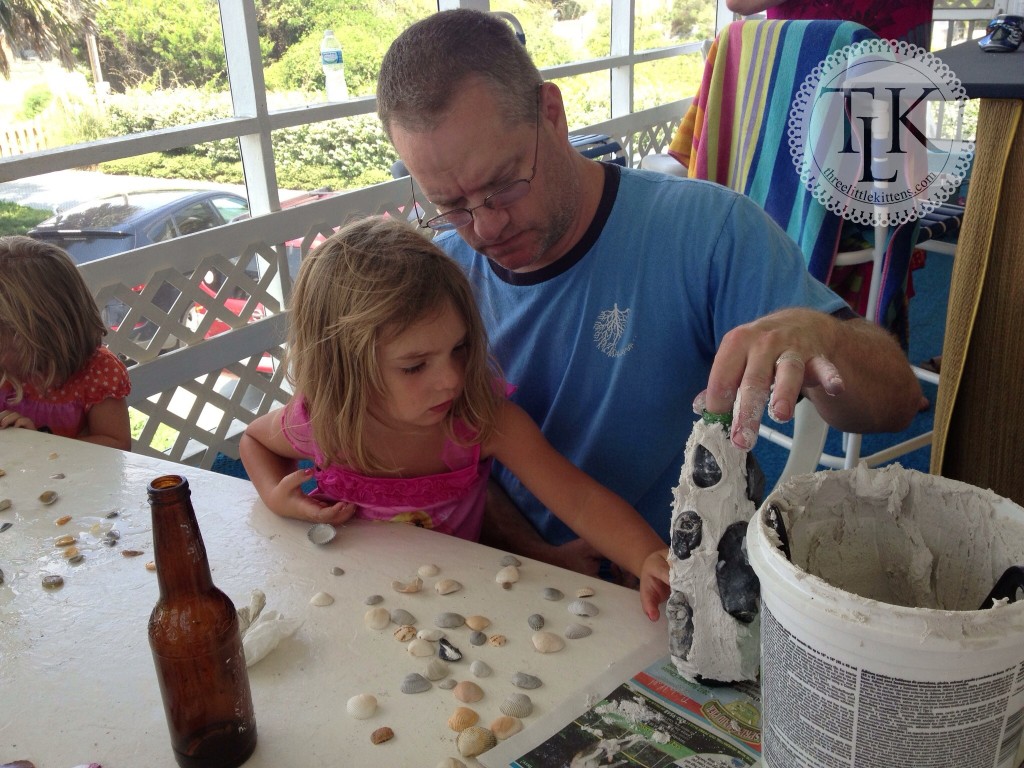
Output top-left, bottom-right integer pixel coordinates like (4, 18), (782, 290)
(418, 628), (445, 642)
(487, 634), (507, 647)
(456, 726), (497, 758)
(400, 672), (432, 694)
(393, 625), (417, 642)
(424, 658), (450, 681)
(564, 622), (593, 639)
(576, 587), (595, 598)
(438, 678), (457, 690)
(541, 587), (564, 601)
(567, 599), (599, 617)
(465, 615), (491, 631)
(438, 638), (463, 662)
(435, 612), (466, 629)
(469, 631), (487, 646)
(370, 726), (394, 744)
(470, 660), (492, 678)
(364, 606), (391, 630)
(418, 563), (440, 578)
(500, 554), (522, 567)
(490, 715), (524, 740)
(510, 671), (542, 690)
(499, 692), (534, 718)
(495, 565), (519, 585)
(307, 523), (337, 545)
(390, 608), (416, 626)
(452, 680), (484, 703)
(310, 591), (334, 606)
(364, 594), (384, 605)
(447, 706), (479, 732)
(347, 693), (377, 720)
(527, 613), (545, 630)
(435, 578), (462, 595)
(407, 638), (436, 657)
(532, 631), (565, 654)
(392, 576), (423, 593)
(38, 490), (58, 505)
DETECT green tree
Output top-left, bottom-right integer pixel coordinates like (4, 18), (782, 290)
(0, 0), (98, 78)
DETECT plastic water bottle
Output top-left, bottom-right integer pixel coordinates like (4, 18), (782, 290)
(320, 29), (348, 101)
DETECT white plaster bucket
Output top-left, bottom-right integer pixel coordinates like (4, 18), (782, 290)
(747, 464), (1024, 768)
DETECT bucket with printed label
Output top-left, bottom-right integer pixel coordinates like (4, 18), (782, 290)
(747, 464), (1024, 768)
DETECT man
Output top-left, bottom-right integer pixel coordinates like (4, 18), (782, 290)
(377, 9), (922, 577)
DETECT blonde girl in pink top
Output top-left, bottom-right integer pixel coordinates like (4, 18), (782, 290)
(241, 217), (670, 618)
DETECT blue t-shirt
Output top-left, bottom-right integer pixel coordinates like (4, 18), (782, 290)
(439, 164), (847, 545)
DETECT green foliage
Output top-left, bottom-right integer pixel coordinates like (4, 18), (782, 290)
(272, 116), (399, 189)
(20, 84), (53, 119)
(0, 201), (51, 236)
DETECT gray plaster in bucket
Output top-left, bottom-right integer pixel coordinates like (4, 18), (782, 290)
(748, 464), (1024, 768)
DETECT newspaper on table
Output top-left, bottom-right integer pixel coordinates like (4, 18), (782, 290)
(480, 644), (763, 768)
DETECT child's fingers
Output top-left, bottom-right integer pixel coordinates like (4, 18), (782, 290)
(314, 502), (357, 525)
(281, 467), (315, 492)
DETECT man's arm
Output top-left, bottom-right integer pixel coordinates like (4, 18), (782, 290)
(702, 307), (923, 450)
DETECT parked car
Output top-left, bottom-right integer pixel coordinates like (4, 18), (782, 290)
(28, 188), (251, 352)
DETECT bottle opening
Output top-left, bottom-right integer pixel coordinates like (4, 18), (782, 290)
(149, 475), (186, 492)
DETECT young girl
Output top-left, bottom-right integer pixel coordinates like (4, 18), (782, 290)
(240, 217), (670, 618)
(0, 236), (131, 450)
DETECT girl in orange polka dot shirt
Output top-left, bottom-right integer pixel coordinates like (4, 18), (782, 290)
(1, 236), (131, 449)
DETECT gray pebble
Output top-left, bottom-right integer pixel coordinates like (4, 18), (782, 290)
(510, 671), (543, 690)
(469, 630), (487, 646)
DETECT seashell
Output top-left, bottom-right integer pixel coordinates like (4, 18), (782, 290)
(105, 510), (119, 518)
(527, 613), (545, 630)
(470, 660), (492, 678)
(500, 692), (534, 718)
(510, 671), (543, 690)
(104, 529), (121, 541)
(438, 637), (463, 662)
(310, 591), (334, 607)
(465, 615), (491, 631)
(145, 561), (156, 571)
(407, 638), (435, 657)
(424, 658), (449, 681)
(307, 523), (337, 545)
(48, 451), (58, 459)
(490, 715), (524, 740)
(62, 545), (80, 559)
(392, 576), (423, 593)
(121, 549), (144, 558)
(69, 554), (85, 565)
(394, 624), (417, 642)
(390, 608), (416, 626)
(370, 726), (394, 744)
(495, 565), (519, 585)
(438, 678), (457, 690)
(364, 606), (391, 630)
(447, 706), (479, 732)
(435, 612), (465, 629)
(436, 758), (467, 768)
(418, 563), (440, 578)
(418, 628), (445, 642)
(39, 490), (58, 505)
(542, 587), (564, 601)
(487, 634), (507, 647)
(469, 631), (486, 646)
(576, 587), (595, 598)
(435, 578), (462, 595)
(564, 622), (593, 639)
(331, 565), (345, 575)
(42, 574), (64, 590)
(400, 672), (432, 694)
(0, 468), (4, 476)
(50, 472), (65, 479)
(456, 725), (497, 758)
(0, 567), (4, 585)
(347, 693), (377, 719)
(452, 680), (484, 703)
(500, 554), (522, 567)
(568, 599), (599, 617)
(0, 521), (12, 533)
(55, 534), (76, 547)
(532, 631), (565, 654)
(54, 515), (72, 526)
(0, 498), (11, 512)
(364, 594), (384, 605)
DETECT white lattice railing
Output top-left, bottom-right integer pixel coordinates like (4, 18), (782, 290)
(85, 101), (690, 470)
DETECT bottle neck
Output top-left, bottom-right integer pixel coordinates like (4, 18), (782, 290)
(149, 475), (215, 598)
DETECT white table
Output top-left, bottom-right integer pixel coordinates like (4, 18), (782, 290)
(0, 430), (666, 767)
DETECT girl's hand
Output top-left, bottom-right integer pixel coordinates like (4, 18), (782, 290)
(267, 467), (358, 525)
(639, 549), (672, 621)
(0, 409), (37, 431)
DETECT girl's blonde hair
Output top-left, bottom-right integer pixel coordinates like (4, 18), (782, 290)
(287, 216), (501, 473)
(0, 236), (106, 399)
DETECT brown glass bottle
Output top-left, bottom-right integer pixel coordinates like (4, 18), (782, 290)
(148, 474), (257, 768)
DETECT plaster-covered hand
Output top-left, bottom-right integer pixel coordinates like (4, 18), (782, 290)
(0, 409), (37, 431)
(698, 308), (922, 451)
(639, 549), (672, 621)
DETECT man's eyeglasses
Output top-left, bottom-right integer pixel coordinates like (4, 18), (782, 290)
(411, 106), (540, 233)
